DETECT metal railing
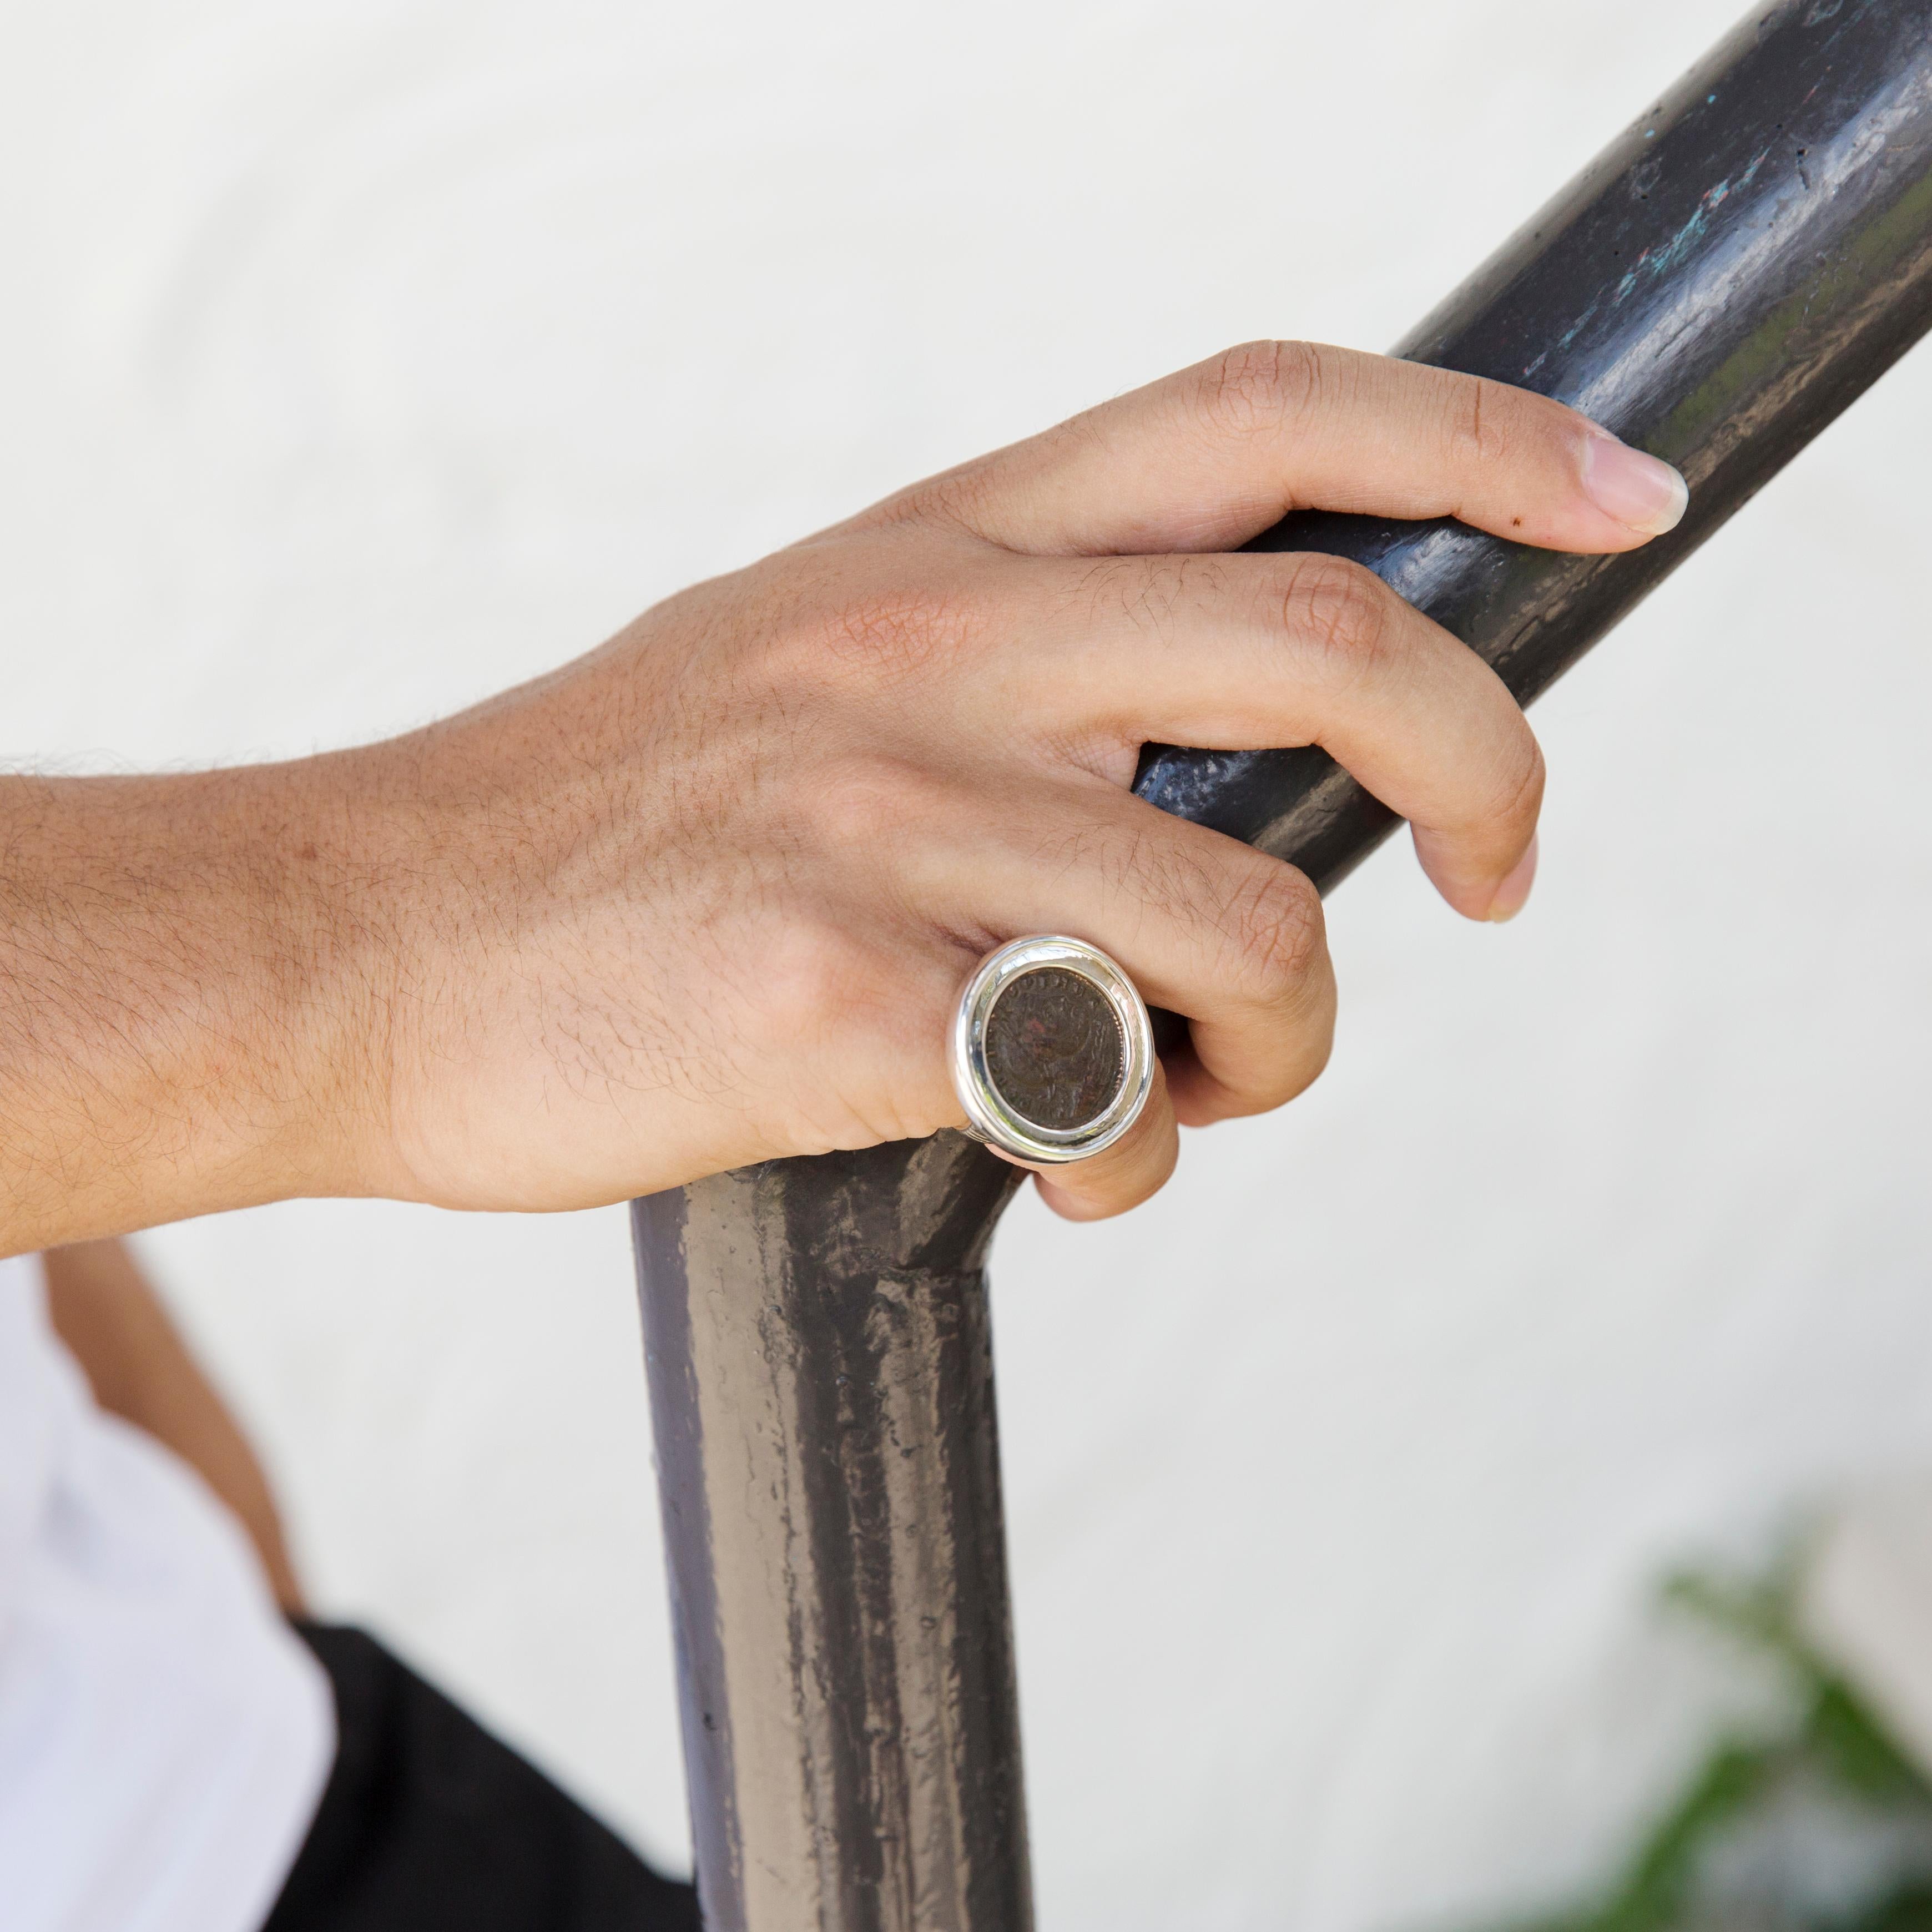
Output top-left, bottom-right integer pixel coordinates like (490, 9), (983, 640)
(633, 4), (1932, 1925)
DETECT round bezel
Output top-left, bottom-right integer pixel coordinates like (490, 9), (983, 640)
(949, 935), (1155, 1164)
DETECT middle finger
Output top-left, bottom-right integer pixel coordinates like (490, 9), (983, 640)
(978, 548), (1545, 922)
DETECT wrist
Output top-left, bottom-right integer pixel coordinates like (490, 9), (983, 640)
(0, 758), (397, 1246)
(228, 749), (405, 1205)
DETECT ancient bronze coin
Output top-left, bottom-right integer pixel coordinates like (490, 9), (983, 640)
(983, 966), (1125, 1132)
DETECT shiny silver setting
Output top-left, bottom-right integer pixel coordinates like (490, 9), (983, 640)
(950, 935), (1156, 1164)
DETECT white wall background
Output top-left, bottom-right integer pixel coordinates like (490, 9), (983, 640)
(4, 1), (1930, 1926)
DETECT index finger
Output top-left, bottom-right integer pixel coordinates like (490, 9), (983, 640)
(896, 340), (1687, 560)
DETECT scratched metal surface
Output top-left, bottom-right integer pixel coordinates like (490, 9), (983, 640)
(633, 4), (1932, 1925)
(634, 1138), (1028, 1932)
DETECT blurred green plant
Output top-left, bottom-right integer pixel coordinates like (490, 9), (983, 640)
(1504, 1552), (1932, 1932)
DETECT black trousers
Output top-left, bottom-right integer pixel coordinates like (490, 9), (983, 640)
(262, 1623), (701, 1932)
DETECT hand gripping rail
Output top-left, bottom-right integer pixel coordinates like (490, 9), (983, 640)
(633, 6), (1932, 1925)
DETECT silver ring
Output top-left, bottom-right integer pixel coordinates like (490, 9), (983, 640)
(950, 935), (1156, 1164)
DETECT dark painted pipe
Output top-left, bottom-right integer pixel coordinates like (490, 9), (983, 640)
(634, 4), (1932, 1925)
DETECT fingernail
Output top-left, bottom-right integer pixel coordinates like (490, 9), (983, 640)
(1581, 433), (1688, 536)
(1487, 834), (1538, 923)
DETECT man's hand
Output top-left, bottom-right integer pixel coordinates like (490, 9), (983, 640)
(0, 344), (1686, 1249)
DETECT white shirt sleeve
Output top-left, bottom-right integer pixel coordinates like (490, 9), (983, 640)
(0, 1253), (336, 1932)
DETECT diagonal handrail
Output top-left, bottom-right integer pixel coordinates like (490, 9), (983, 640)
(634, 5), (1932, 1925)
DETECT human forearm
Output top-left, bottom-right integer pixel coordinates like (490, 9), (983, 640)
(0, 761), (384, 1253)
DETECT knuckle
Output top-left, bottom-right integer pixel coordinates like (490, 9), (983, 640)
(1447, 372), (1515, 469)
(818, 584), (980, 684)
(896, 459), (1006, 542)
(805, 751), (942, 849)
(1195, 339), (1325, 439)
(1219, 861), (1323, 1002)
(756, 916), (878, 1045)
(1280, 554), (1396, 684)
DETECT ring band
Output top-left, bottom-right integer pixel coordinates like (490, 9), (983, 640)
(950, 935), (1156, 1164)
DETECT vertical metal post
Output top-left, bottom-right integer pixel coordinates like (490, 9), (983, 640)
(634, 1142), (1027, 1932)
(636, 6), (1932, 1925)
